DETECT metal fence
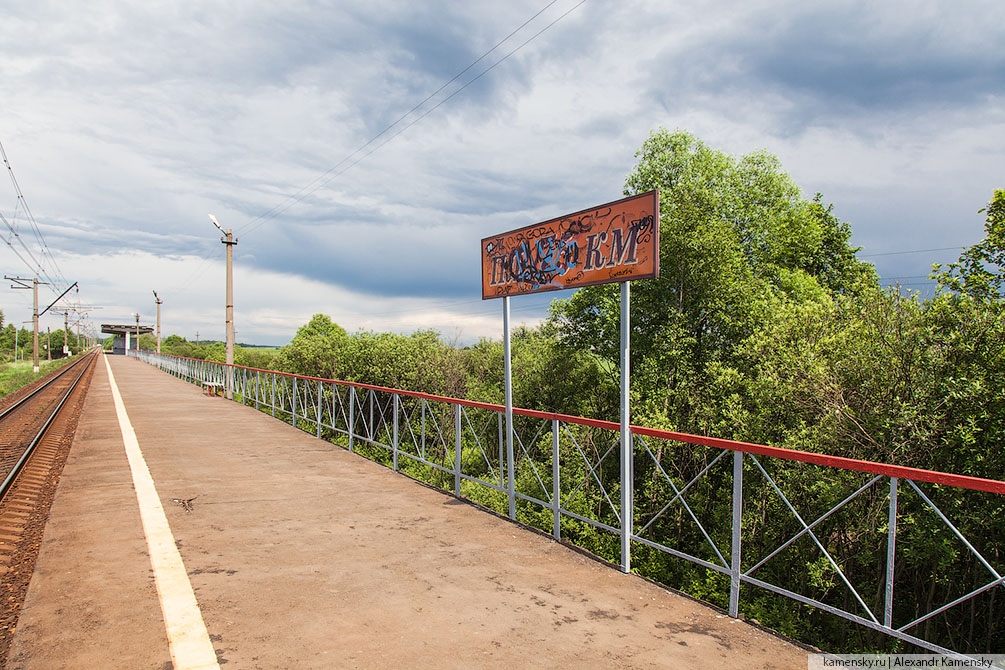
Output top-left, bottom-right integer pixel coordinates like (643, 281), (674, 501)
(130, 349), (1005, 657)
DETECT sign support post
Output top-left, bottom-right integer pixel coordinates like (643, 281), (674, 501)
(481, 190), (658, 564)
(620, 280), (632, 573)
(503, 296), (516, 520)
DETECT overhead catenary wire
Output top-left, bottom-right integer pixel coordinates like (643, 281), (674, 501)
(0, 138), (71, 294)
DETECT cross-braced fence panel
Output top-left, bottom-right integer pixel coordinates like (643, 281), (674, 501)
(132, 350), (1005, 656)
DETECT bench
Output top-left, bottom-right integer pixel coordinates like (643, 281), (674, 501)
(201, 382), (224, 397)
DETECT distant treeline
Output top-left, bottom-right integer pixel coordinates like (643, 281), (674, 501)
(1, 318), (85, 363)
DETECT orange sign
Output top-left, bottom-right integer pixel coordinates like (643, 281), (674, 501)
(481, 190), (659, 299)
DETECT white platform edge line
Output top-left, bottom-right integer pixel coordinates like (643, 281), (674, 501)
(104, 355), (220, 670)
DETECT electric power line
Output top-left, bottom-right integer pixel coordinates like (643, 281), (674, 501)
(859, 246), (963, 258)
(0, 138), (70, 292)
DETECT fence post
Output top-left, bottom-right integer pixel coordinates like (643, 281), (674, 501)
(498, 413), (504, 488)
(885, 477), (898, 628)
(317, 380), (323, 438)
(348, 387), (355, 452)
(552, 418), (560, 540)
(369, 389), (375, 441)
(332, 383), (338, 435)
(729, 450), (743, 618)
(255, 370), (260, 410)
(271, 373), (276, 417)
(392, 393), (399, 471)
(292, 376), (298, 427)
(454, 405), (462, 497)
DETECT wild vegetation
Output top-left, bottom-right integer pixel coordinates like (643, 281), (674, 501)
(0, 312), (86, 397)
(149, 130), (1004, 654)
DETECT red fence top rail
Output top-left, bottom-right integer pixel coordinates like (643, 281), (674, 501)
(139, 350), (1005, 496)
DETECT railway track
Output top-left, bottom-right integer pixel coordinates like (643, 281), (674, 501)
(0, 350), (98, 662)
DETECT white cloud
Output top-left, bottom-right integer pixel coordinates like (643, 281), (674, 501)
(1, 0), (1002, 341)
(22, 249), (542, 345)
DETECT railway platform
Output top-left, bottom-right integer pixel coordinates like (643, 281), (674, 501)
(7, 353), (808, 669)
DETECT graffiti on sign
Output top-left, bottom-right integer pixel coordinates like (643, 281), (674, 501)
(480, 190), (659, 299)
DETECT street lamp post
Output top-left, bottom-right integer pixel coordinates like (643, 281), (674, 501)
(152, 290), (162, 354)
(209, 214), (237, 399)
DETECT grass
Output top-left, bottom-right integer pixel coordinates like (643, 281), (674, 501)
(241, 346), (281, 354)
(0, 358), (74, 399)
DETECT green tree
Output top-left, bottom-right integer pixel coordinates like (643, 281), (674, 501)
(926, 189), (1005, 479)
(932, 189), (1005, 301)
(719, 191), (1005, 651)
(464, 323), (617, 419)
(274, 314), (348, 379)
(552, 128), (873, 434)
(741, 284), (940, 464)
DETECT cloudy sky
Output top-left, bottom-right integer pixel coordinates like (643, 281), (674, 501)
(1, 0), (1002, 345)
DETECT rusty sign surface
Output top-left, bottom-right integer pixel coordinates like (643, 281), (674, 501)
(481, 190), (659, 299)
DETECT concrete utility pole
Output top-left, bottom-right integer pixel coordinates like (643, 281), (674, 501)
(33, 279), (39, 371)
(152, 290), (162, 354)
(46, 326), (51, 361)
(209, 214), (237, 399)
(5, 275), (48, 373)
(64, 311), (69, 355)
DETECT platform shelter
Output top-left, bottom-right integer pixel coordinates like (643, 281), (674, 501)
(100, 324), (153, 355)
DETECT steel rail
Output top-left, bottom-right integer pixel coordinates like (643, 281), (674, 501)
(0, 353), (90, 423)
(0, 351), (95, 501)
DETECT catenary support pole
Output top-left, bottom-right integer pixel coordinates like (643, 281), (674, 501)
(32, 278), (39, 372)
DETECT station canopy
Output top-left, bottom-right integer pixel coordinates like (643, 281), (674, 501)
(101, 324), (154, 336)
